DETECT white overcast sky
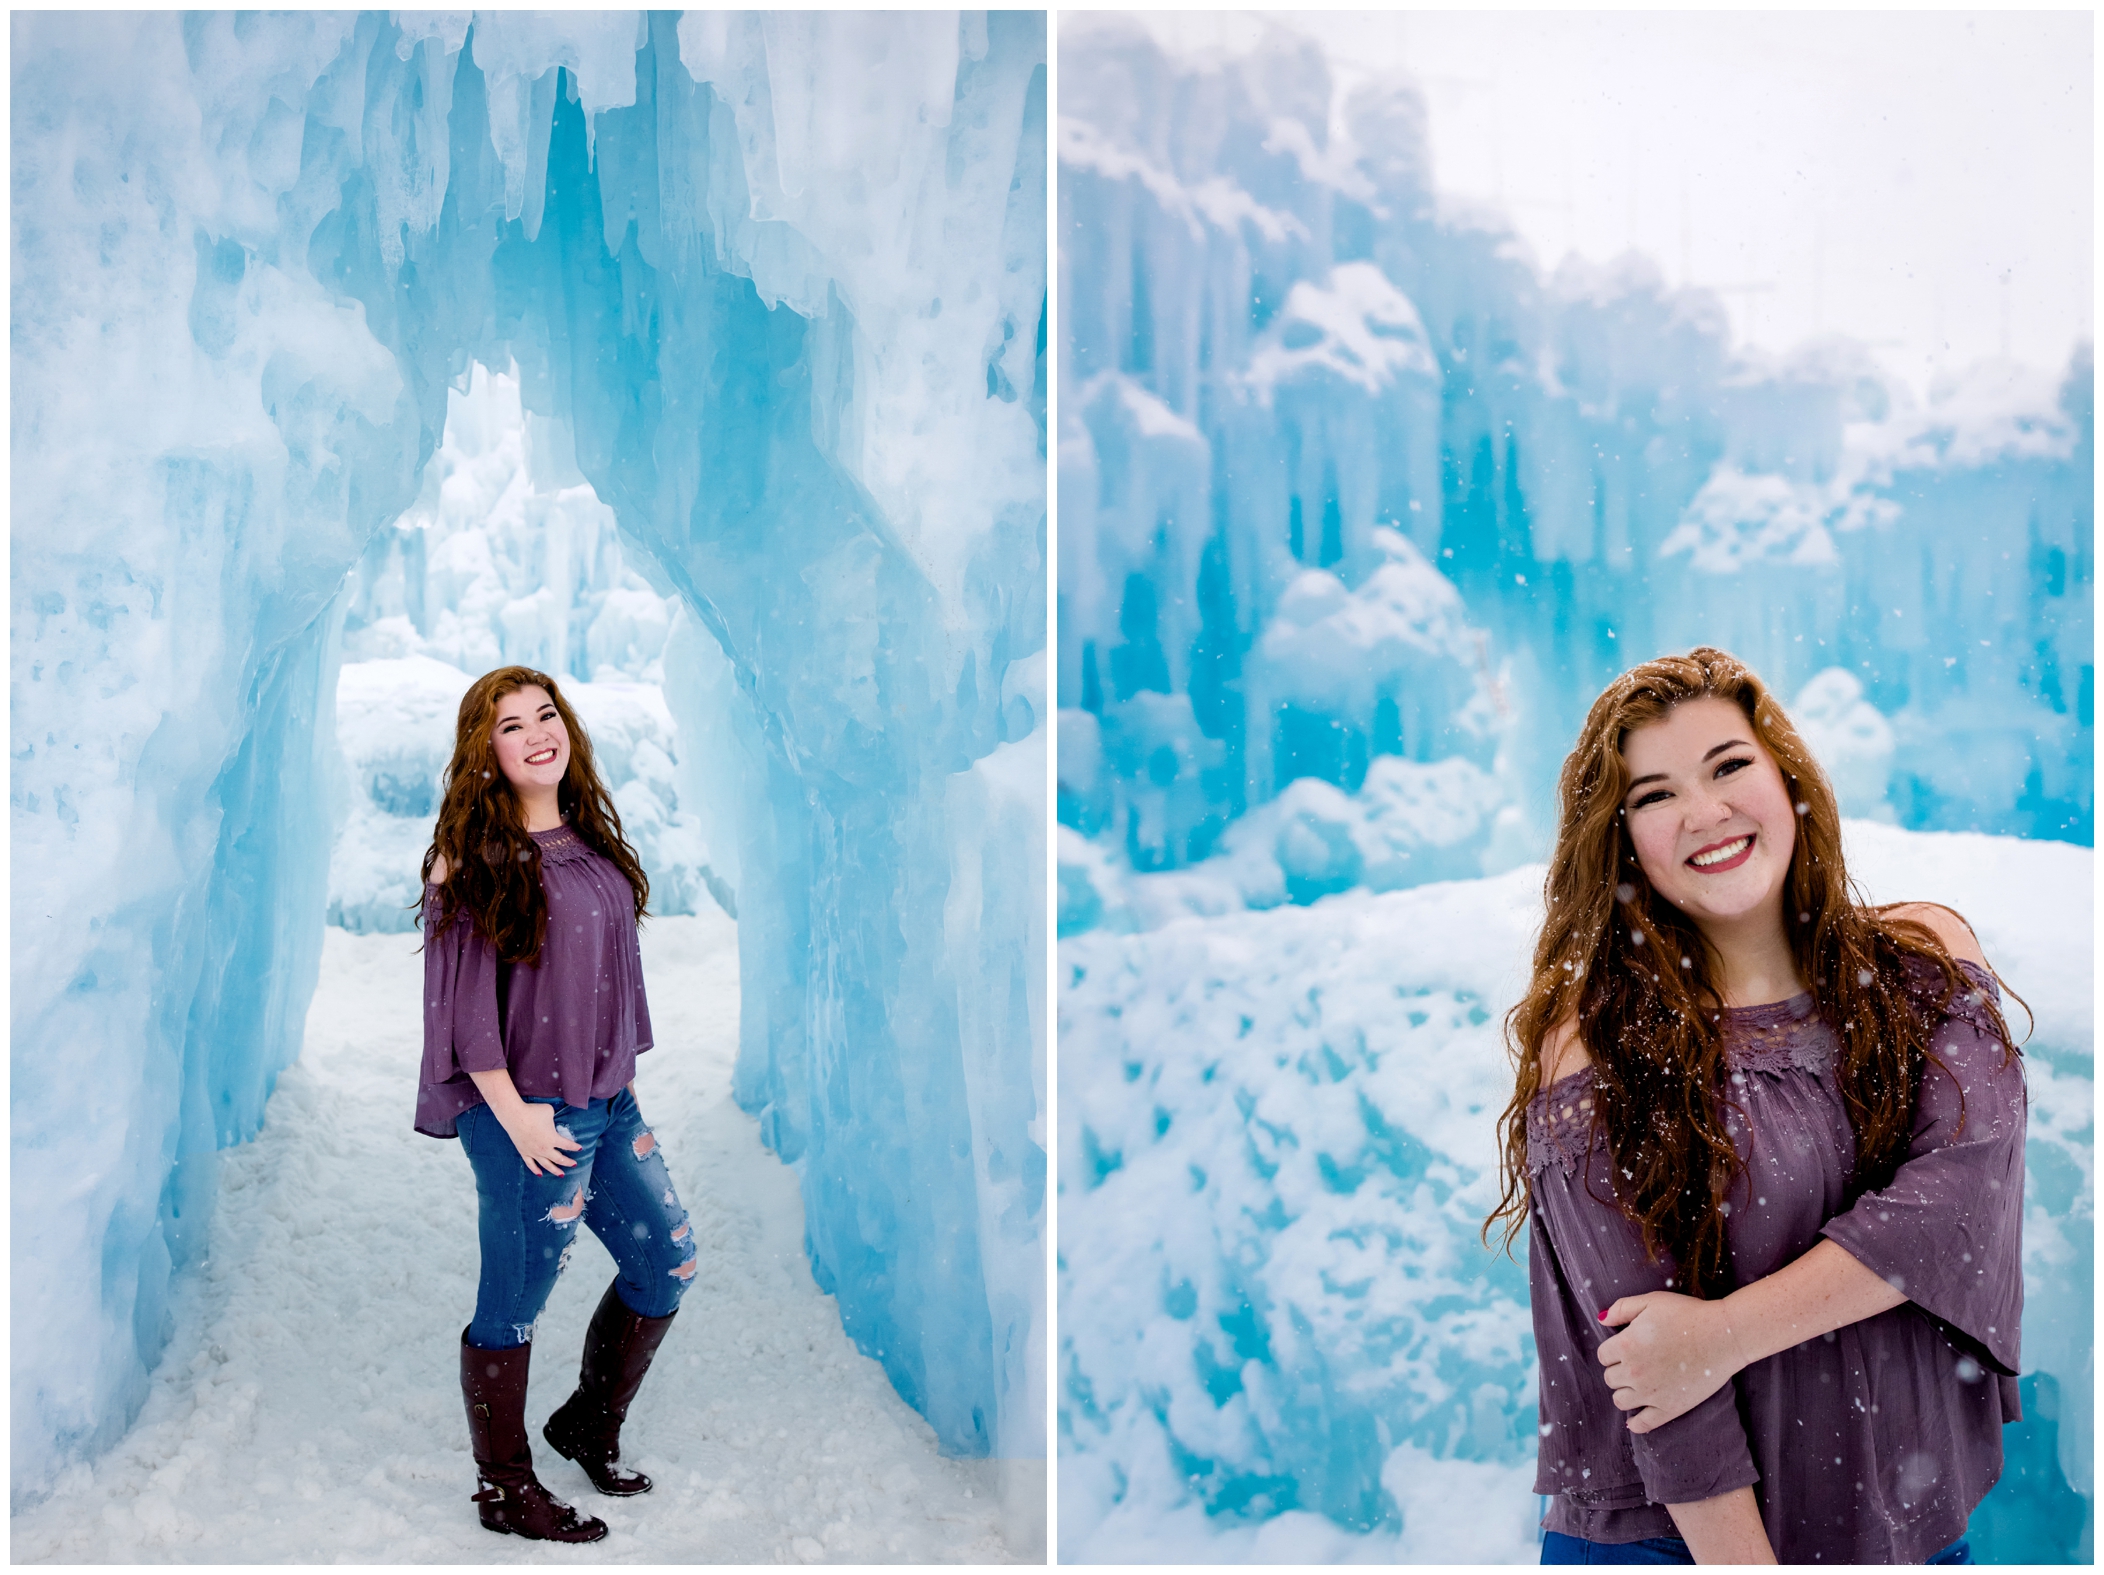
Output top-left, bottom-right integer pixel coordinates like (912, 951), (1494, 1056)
(1066, 10), (2093, 398)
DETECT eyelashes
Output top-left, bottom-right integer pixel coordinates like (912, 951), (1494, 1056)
(1625, 756), (1755, 811)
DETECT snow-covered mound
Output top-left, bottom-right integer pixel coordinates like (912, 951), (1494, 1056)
(11, 918), (1032, 1563)
(1060, 758), (1504, 936)
(1057, 823), (2091, 1561)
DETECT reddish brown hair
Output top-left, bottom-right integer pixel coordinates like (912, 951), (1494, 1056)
(418, 665), (648, 966)
(1484, 647), (2019, 1296)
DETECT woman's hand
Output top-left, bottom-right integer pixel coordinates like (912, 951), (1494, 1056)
(466, 1068), (582, 1177)
(1597, 1292), (1749, 1433)
(500, 1101), (582, 1176)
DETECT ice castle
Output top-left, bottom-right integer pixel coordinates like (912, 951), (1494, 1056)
(11, 11), (1046, 1505)
(1056, 23), (2090, 935)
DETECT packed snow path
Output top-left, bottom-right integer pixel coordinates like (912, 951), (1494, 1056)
(14, 915), (1019, 1563)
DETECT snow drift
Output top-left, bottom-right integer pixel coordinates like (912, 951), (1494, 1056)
(1058, 824), (2092, 1561)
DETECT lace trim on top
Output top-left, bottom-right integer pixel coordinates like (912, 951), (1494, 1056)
(1522, 959), (1999, 1178)
(530, 825), (593, 866)
(1528, 1077), (1603, 1180)
(1713, 990), (1830, 1077)
(1525, 992), (1829, 1178)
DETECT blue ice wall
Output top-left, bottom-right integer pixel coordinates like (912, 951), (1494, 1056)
(1056, 24), (2092, 886)
(12, 10), (1045, 1504)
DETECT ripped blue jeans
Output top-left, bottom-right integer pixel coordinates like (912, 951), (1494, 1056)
(457, 1087), (695, 1349)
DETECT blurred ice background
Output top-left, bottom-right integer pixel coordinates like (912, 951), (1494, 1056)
(1055, 12), (2091, 1563)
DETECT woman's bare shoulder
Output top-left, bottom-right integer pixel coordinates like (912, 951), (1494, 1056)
(429, 853), (449, 886)
(1540, 1015), (1592, 1088)
(1884, 902), (1989, 969)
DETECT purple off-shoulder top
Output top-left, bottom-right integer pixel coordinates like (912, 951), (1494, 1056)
(1527, 959), (2024, 1564)
(415, 824), (653, 1139)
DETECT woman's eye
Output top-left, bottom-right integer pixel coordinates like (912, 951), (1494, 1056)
(1716, 757), (1752, 777)
(1631, 789), (1668, 809)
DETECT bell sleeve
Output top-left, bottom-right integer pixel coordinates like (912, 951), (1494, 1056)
(1530, 1076), (1762, 1512)
(628, 917), (654, 1056)
(420, 894), (509, 1085)
(1819, 960), (2027, 1376)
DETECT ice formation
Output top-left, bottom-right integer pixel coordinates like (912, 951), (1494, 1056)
(1059, 824), (2094, 1561)
(11, 10), (1046, 1505)
(1056, 22), (2093, 936)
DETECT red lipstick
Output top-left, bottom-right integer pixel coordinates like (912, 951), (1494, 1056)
(1686, 832), (1755, 873)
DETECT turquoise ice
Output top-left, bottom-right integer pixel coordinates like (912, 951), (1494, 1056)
(1055, 21), (2091, 1564)
(1055, 23), (2091, 911)
(12, 11), (1046, 1505)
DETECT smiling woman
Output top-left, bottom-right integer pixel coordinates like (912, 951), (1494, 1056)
(1487, 646), (2029, 1565)
(415, 665), (689, 1543)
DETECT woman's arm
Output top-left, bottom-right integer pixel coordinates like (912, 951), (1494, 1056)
(1666, 1486), (1777, 1563)
(1599, 1241), (1905, 1431)
(468, 1067), (583, 1176)
(1723, 1240), (1908, 1364)
(1526, 1030), (1763, 1529)
(1602, 904), (2009, 1429)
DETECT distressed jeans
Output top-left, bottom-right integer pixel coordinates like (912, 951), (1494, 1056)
(457, 1086), (695, 1349)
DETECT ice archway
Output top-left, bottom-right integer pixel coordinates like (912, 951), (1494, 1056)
(10, 10), (1047, 1502)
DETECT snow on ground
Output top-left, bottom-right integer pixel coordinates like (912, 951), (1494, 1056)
(13, 915), (1019, 1563)
(1057, 822), (2091, 1562)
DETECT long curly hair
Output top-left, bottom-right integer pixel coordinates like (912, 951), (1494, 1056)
(418, 665), (648, 966)
(1484, 647), (2020, 1298)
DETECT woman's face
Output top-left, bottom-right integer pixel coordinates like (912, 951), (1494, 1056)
(490, 684), (570, 797)
(1619, 696), (1797, 932)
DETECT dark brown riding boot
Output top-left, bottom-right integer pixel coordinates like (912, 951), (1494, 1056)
(542, 1281), (679, 1496)
(459, 1329), (608, 1542)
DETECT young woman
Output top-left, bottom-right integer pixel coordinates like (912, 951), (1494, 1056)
(415, 665), (697, 1543)
(1488, 647), (2026, 1565)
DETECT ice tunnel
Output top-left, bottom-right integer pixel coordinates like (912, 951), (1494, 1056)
(10, 10), (1047, 1505)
